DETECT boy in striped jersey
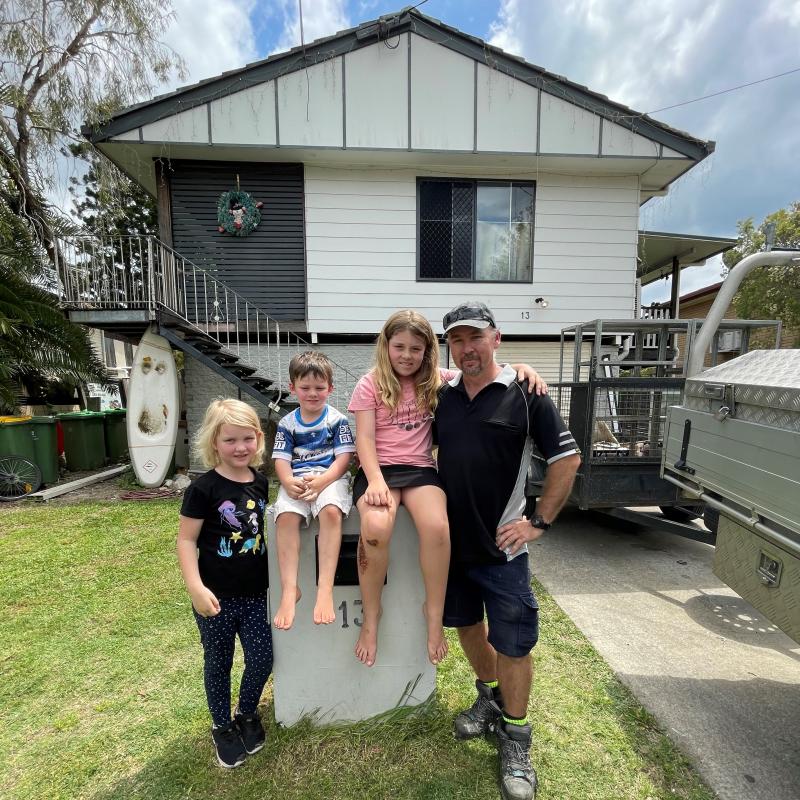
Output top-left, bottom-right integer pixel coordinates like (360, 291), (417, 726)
(271, 351), (355, 630)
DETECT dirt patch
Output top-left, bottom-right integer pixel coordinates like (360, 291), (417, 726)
(0, 465), (182, 509)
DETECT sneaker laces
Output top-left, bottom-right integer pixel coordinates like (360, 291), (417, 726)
(500, 736), (533, 778)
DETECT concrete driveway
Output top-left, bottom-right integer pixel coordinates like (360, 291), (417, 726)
(531, 508), (800, 800)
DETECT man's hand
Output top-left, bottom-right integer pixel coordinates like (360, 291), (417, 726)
(496, 516), (546, 556)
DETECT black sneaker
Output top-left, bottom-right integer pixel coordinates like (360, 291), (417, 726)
(211, 720), (247, 768)
(453, 679), (502, 739)
(235, 708), (266, 754)
(496, 722), (537, 800)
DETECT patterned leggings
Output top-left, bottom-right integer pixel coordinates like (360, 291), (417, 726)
(193, 595), (273, 726)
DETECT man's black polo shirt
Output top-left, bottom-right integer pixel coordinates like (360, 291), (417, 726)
(435, 365), (578, 565)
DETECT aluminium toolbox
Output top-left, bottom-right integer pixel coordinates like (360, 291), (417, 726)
(662, 349), (800, 643)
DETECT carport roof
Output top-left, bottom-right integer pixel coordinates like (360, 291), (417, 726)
(638, 231), (736, 285)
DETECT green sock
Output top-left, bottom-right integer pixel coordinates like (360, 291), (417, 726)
(481, 679), (499, 690)
(502, 713), (528, 726)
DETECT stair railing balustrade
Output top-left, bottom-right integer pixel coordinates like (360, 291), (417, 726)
(54, 234), (360, 405)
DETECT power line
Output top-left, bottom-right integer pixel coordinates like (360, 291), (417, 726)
(644, 66), (800, 115)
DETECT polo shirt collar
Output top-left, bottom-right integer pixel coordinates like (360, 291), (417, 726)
(448, 363), (516, 389)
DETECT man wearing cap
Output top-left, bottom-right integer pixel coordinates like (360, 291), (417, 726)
(435, 301), (580, 800)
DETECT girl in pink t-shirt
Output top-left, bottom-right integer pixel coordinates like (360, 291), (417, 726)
(348, 309), (454, 668)
(348, 310), (541, 668)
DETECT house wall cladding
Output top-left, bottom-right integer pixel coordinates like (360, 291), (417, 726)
(168, 160), (306, 321)
(305, 167), (639, 336)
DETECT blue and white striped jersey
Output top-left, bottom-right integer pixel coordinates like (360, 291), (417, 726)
(272, 405), (355, 476)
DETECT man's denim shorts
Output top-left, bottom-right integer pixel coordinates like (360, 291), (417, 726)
(443, 553), (539, 657)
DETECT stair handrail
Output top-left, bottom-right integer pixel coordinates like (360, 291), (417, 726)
(54, 233), (362, 406)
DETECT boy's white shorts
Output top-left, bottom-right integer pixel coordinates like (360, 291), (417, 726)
(270, 473), (352, 525)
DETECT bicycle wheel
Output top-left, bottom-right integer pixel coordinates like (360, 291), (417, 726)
(0, 455), (42, 501)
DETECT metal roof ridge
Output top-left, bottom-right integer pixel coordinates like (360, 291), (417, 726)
(84, 5), (713, 160)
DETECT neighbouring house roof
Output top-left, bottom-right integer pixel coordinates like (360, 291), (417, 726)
(637, 232), (736, 285)
(85, 7), (714, 198)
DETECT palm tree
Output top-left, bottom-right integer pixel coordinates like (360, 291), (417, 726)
(0, 196), (107, 413)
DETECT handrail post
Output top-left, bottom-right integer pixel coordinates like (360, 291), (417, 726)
(146, 237), (155, 317)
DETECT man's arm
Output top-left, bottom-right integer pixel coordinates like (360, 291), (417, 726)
(532, 454), (580, 522)
(495, 454), (580, 555)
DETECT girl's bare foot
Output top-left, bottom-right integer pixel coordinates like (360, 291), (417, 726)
(355, 609), (382, 666)
(273, 587), (302, 630)
(313, 590), (336, 625)
(423, 603), (448, 665)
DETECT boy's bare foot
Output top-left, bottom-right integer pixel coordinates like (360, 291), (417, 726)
(355, 609), (382, 667)
(313, 591), (336, 625)
(423, 603), (448, 665)
(272, 587), (302, 630)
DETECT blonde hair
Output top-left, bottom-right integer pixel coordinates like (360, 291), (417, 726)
(194, 398), (265, 468)
(373, 310), (442, 414)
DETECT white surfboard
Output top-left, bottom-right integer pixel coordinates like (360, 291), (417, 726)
(127, 329), (180, 488)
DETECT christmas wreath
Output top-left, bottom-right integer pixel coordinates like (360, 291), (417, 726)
(217, 189), (263, 237)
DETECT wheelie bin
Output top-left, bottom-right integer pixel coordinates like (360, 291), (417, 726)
(30, 416), (59, 485)
(102, 409), (128, 463)
(57, 411), (106, 470)
(0, 416), (35, 461)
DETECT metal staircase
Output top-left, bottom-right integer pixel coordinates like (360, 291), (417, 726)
(54, 235), (359, 414)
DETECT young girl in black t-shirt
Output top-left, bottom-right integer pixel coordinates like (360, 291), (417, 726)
(177, 399), (271, 769)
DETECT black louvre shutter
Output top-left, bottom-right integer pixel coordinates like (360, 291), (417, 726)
(168, 160), (305, 321)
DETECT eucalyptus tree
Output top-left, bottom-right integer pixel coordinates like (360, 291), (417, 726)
(0, 0), (184, 263)
(723, 202), (800, 344)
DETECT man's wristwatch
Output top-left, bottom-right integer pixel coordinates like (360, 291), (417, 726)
(529, 514), (551, 531)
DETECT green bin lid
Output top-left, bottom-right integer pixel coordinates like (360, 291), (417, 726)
(30, 416), (56, 423)
(56, 410), (105, 419)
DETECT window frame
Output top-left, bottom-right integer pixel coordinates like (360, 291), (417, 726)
(415, 177), (536, 284)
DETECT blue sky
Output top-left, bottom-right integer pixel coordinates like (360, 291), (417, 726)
(155, 0), (800, 302)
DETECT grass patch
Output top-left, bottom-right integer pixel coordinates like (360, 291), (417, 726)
(0, 501), (714, 800)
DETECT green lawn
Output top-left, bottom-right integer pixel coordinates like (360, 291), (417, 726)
(0, 501), (715, 800)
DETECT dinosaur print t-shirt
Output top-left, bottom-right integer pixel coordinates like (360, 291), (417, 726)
(180, 467), (269, 597)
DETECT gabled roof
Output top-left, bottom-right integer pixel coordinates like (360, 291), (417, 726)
(85, 6), (713, 163)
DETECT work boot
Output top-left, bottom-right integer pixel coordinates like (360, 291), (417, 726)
(496, 722), (537, 800)
(453, 679), (502, 739)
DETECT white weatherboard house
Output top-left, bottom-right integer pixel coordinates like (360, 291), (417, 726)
(67, 7), (722, 436)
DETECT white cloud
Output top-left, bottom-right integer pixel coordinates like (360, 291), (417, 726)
(488, 0), (522, 55)
(488, 0), (800, 297)
(271, 0), (351, 54)
(160, 0), (259, 89)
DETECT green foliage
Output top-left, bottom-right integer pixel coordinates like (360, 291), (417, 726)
(66, 142), (158, 236)
(723, 202), (800, 342)
(0, 0), (183, 410)
(0, 198), (107, 412)
(0, 0), (184, 258)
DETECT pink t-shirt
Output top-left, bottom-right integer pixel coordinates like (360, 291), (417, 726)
(348, 368), (458, 469)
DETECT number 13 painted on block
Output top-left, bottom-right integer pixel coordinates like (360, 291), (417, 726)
(338, 599), (362, 628)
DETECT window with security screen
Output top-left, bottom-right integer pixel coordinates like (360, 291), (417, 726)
(418, 179), (534, 282)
